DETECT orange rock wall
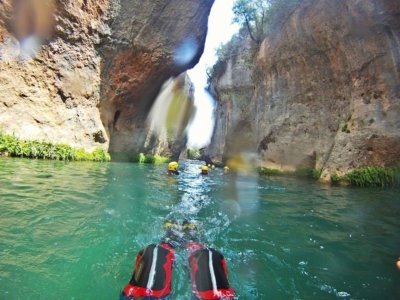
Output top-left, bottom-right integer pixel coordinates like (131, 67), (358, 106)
(0, 0), (214, 157)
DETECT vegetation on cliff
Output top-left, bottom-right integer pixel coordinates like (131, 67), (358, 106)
(133, 153), (170, 164)
(233, 0), (301, 43)
(259, 165), (400, 187)
(0, 131), (111, 162)
(207, 0), (400, 188)
(331, 167), (400, 188)
(207, 0), (301, 84)
(258, 166), (321, 180)
(187, 148), (202, 160)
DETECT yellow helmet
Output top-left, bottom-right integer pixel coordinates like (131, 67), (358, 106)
(168, 161), (179, 171)
(163, 219), (178, 229)
(201, 165), (209, 171)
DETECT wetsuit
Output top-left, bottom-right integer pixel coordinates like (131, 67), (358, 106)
(167, 170), (180, 176)
(120, 243), (174, 300)
(188, 244), (235, 300)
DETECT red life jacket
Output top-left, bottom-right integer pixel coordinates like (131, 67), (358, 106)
(121, 243), (174, 299)
(189, 246), (235, 300)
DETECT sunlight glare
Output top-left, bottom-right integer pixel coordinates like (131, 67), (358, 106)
(174, 38), (198, 66)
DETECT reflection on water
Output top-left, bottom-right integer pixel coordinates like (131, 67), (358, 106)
(0, 158), (399, 299)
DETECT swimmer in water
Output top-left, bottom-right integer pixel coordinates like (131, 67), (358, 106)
(167, 161), (179, 175)
(200, 165), (208, 176)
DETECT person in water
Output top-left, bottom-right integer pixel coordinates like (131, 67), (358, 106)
(120, 220), (235, 300)
(200, 165), (209, 175)
(167, 161), (179, 175)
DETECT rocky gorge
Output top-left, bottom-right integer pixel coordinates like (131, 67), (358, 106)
(206, 0), (400, 182)
(0, 0), (213, 159)
(1, 0), (399, 183)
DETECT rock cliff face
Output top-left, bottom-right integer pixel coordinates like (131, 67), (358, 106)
(99, 0), (214, 156)
(0, 0), (213, 157)
(207, 0), (400, 181)
(206, 31), (256, 163)
(0, 0), (112, 151)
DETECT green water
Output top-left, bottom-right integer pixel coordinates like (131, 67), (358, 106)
(0, 158), (399, 299)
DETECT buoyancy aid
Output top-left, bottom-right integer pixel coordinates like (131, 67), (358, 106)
(188, 245), (235, 300)
(120, 243), (174, 300)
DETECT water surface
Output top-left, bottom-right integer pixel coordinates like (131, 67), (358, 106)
(0, 158), (399, 299)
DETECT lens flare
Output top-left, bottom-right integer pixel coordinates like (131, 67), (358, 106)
(11, 0), (55, 40)
(173, 38), (198, 66)
(226, 154), (255, 173)
(146, 75), (196, 145)
(19, 35), (41, 60)
(2, 0), (56, 60)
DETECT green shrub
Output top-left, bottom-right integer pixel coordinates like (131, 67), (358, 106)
(341, 123), (350, 133)
(90, 148), (111, 162)
(258, 167), (284, 176)
(144, 155), (155, 164)
(74, 148), (92, 161)
(312, 168), (322, 180)
(209, 1), (302, 85)
(233, 0), (301, 43)
(331, 166), (400, 187)
(0, 131), (110, 162)
(258, 166), (320, 179)
(187, 148), (201, 160)
(153, 155), (170, 164)
(134, 152), (170, 164)
(345, 166), (400, 187)
(331, 174), (341, 183)
(137, 153), (146, 163)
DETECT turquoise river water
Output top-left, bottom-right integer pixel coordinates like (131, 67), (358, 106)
(0, 158), (399, 299)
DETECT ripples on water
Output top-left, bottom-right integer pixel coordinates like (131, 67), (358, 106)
(0, 158), (399, 299)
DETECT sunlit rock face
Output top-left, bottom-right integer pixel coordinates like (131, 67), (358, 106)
(208, 0), (400, 180)
(0, 0), (112, 151)
(0, 0), (213, 156)
(99, 0), (214, 155)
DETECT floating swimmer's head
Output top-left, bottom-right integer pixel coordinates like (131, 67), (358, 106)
(168, 161), (179, 172)
(201, 165), (209, 175)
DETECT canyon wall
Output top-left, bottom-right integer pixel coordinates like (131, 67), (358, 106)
(207, 0), (400, 181)
(0, 0), (213, 158)
(0, 0), (112, 151)
(99, 0), (214, 157)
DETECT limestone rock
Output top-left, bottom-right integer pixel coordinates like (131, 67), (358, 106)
(99, 0), (214, 155)
(206, 30), (256, 164)
(0, 0), (214, 157)
(207, 0), (400, 180)
(0, 0), (112, 151)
